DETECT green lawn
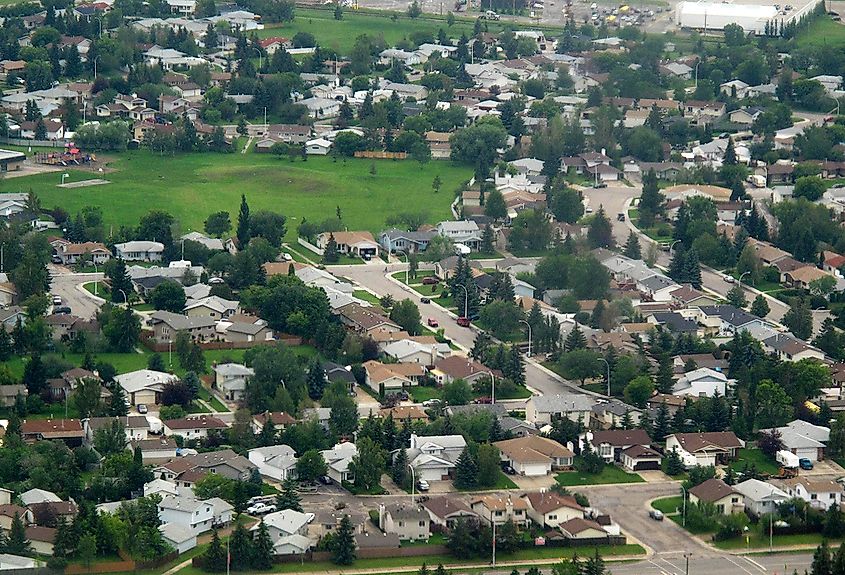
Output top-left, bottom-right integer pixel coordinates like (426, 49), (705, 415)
(730, 448), (780, 476)
(83, 281), (108, 297)
(13, 151), (471, 242)
(353, 289), (382, 306)
(651, 496), (683, 515)
(456, 471), (518, 491)
(409, 386), (443, 402)
(556, 464), (645, 486)
(796, 15), (845, 49)
(257, 7), (551, 55)
(197, 387), (230, 413)
(714, 532), (840, 550)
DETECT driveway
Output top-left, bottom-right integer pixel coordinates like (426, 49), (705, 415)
(509, 474), (556, 491)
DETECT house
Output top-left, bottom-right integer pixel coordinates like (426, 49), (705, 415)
(56, 242), (111, 265)
(378, 229), (438, 254)
(670, 284), (718, 308)
(421, 497), (477, 529)
(558, 518), (609, 541)
(763, 334), (825, 362)
(0, 384), (27, 407)
(729, 107), (764, 125)
(27, 501), (77, 527)
(521, 492), (584, 528)
(694, 305), (772, 337)
(163, 416), (228, 439)
(781, 477), (843, 510)
(20, 419), (84, 446)
(248, 445), (297, 481)
(760, 420), (829, 462)
(784, 266), (834, 290)
(0, 505), (31, 531)
(84, 416), (150, 444)
(381, 339), (448, 364)
(115, 369), (179, 407)
(689, 478), (742, 515)
(157, 495), (214, 535)
(406, 433), (467, 482)
(581, 429), (652, 464)
(181, 231), (224, 252)
(430, 356), (498, 385)
(131, 437), (179, 462)
(501, 416), (539, 438)
(665, 432), (744, 467)
(258, 509), (310, 542)
(144, 478), (179, 498)
(19, 489), (61, 506)
(321, 442), (358, 484)
(672, 367), (731, 398)
(380, 405), (428, 423)
(213, 363), (254, 402)
(378, 503), (430, 541)
(149, 311), (216, 344)
(114, 241), (165, 261)
(620, 445), (663, 472)
(493, 435), (574, 476)
(156, 449), (255, 482)
(185, 296), (240, 319)
(336, 303), (401, 336)
(304, 138), (332, 154)
(591, 398), (643, 430)
(735, 479), (790, 517)
(525, 393), (596, 425)
(251, 411), (297, 434)
(470, 496), (529, 527)
(273, 533), (313, 556)
(647, 311), (700, 335)
(159, 523), (197, 554)
(317, 231), (380, 258)
(25, 526), (56, 556)
(362, 360), (424, 395)
(436, 220), (481, 250)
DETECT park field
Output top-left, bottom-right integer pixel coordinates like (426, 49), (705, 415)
(4, 150), (471, 240)
(259, 7), (550, 55)
(796, 15), (845, 48)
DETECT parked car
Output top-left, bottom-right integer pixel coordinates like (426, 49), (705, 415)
(52, 295), (62, 305)
(247, 502), (276, 515)
(799, 458), (814, 470)
(420, 297), (431, 304)
(318, 475), (333, 485)
(137, 404), (148, 414)
(427, 318), (439, 327)
(53, 306), (71, 314)
(457, 316), (471, 327)
(617, 213), (625, 222)
(649, 509), (664, 521)
(417, 479), (430, 491)
(305, 513), (315, 523)
(503, 465), (516, 475)
(422, 399), (442, 408)
(422, 277), (439, 285)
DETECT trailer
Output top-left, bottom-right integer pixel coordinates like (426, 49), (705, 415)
(776, 449), (800, 469)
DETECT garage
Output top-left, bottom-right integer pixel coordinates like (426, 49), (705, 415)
(621, 445), (662, 472)
(513, 460), (552, 477)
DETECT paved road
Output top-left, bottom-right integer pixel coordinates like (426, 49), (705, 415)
(332, 263), (586, 397)
(49, 266), (104, 320)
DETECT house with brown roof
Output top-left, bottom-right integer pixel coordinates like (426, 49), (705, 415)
(521, 492), (584, 528)
(421, 496), (477, 529)
(493, 436), (574, 476)
(783, 266), (834, 290)
(470, 496), (529, 527)
(28, 501), (78, 527)
(20, 419), (84, 446)
(251, 411), (296, 434)
(163, 415), (228, 439)
(0, 504), (32, 531)
(363, 360), (425, 395)
(56, 241), (111, 265)
(620, 445), (663, 472)
(581, 429), (653, 464)
(26, 526), (57, 555)
(430, 355), (500, 385)
(316, 231), (380, 258)
(336, 303), (401, 336)
(379, 405), (429, 423)
(665, 432), (744, 467)
(557, 517), (609, 540)
(689, 478), (742, 515)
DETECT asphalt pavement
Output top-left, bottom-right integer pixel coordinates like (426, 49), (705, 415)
(49, 266), (105, 320)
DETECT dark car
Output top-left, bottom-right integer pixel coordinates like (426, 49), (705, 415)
(53, 306), (72, 315)
(318, 475), (333, 485)
(420, 297), (431, 304)
(422, 277), (439, 285)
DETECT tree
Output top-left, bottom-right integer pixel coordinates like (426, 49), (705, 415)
(331, 515), (357, 565)
(77, 534), (97, 568)
(107, 258), (133, 303)
(558, 349), (600, 385)
(794, 176), (827, 201)
(74, 377), (102, 418)
(758, 428), (785, 458)
(549, 184), (584, 224)
(476, 443), (501, 488)
(204, 211), (232, 237)
(624, 375), (655, 408)
(95, 418), (128, 455)
(623, 232), (641, 259)
(485, 189), (508, 220)
(251, 520), (274, 570)
(7, 513), (30, 555)
(389, 299), (422, 335)
(587, 207), (613, 248)
(481, 225), (496, 255)
(811, 540), (833, 575)
(443, 379), (473, 405)
(329, 395), (359, 439)
(783, 298), (813, 340)
(228, 522), (252, 570)
(754, 380), (794, 429)
(432, 174), (442, 194)
(306, 358), (326, 401)
(296, 450), (328, 482)
(564, 325), (587, 351)
(663, 448), (685, 475)
(751, 295), (770, 318)
(109, 386), (129, 416)
(391, 447), (408, 487)
(323, 233), (339, 264)
(454, 446), (478, 489)
(638, 169), (664, 227)
(236, 194), (251, 247)
(149, 280), (186, 312)
(810, 275), (837, 298)
(349, 436), (385, 491)
(203, 529), (227, 572)
(725, 284), (747, 309)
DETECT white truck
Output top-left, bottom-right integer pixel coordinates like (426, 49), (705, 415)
(777, 450), (800, 469)
(748, 174), (766, 188)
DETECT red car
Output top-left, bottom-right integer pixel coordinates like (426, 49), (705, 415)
(427, 318), (439, 328)
(457, 316), (471, 327)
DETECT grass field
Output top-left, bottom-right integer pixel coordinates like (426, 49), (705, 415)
(729, 448), (780, 475)
(456, 470), (519, 491)
(258, 7), (549, 55)
(796, 15), (845, 49)
(714, 532), (839, 550)
(555, 463), (645, 486)
(9, 151), (471, 242)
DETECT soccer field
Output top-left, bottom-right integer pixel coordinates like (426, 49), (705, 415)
(5, 150), (471, 240)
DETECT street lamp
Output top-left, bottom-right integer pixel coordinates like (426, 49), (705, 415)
(598, 357), (610, 397)
(118, 288), (128, 306)
(409, 464), (416, 504)
(669, 239), (682, 256)
(396, 251), (409, 285)
(680, 484), (687, 527)
(454, 283), (469, 319)
(738, 271), (750, 285)
(487, 370), (496, 404)
(518, 319), (532, 357)
(61, 173), (70, 185)
(92, 261), (98, 296)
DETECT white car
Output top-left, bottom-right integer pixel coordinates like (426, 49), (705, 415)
(306, 512), (315, 523)
(247, 502), (277, 515)
(417, 479), (430, 492)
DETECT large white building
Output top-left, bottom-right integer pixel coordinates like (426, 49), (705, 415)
(675, 2), (778, 33)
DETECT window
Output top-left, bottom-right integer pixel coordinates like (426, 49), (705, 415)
(399, 521), (404, 527)
(549, 515), (557, 521)
(832, 494), (837, 500)
(419, 521), (425, 526)
(495, 511), (503, 516)
(811, 494), (818, 500)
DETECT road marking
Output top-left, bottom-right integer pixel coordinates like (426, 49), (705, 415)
(660, 557), (685, 573)
(744, 557), (767, 572)
(725, 555), (758, 575)
(647, 559), (673, 575)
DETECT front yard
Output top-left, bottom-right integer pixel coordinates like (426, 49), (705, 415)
(729, 448), (780, 476)
(556, 463), (645, 486)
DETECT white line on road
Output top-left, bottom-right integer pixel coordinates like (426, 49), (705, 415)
(725, 556), (759, 575)
(744, 556), (767, 572)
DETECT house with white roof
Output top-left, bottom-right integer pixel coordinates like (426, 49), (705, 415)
(181, 231), (224, 251)
(760, 420), (829, 462)
(254, 509), (310, 542)
(114, 241), (165, 262)
(212, 363), (254, 402)
(735, 479), (789, 517)
(248, 445), (298, 481)
(157, 495), (214, 535)
(321, 442), (358, 484)
(525, 393), (596, 425)
(381, 339), (449, 364)
(159, 523), (197, 553)
(672, 367), (731, 398)
(115, 369), (179, 407)
(406, 433), (467, 482)
(436, 220), (481, 251)
(19, 488), (61, 506)
(185, 296), (239, 319)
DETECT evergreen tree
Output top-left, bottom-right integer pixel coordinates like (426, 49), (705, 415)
(275, 478), (303, 512)
(107, 258), (133, 304)
(654, 402), (670, 440)
(481, 224), (495, 254)
(228, 522), (252, 570)
(7, 513), (30, 555)
(0, 328), (12, 361)
(257, 417), (276, 446)
(564, 325), (587, 352)
(662, 448), (685, 475)
(784, 298), (813, 340)
(751, 294), (770, 318)
(306, 357), (326, 400)
(723, 138), (737, 165)
(323, 233), (339, 264)
(391, 447), (408, 487)
(331, 515), (357, 565)
(250, 520), (274, 570)
(726, 284), (747, 309)
(656, 355), (674, 395)
(108, 385), (129, 416)
(203, 529), (227, 572)
(668, 245), (687, 283)
(453, 446), (478, 489)
(623, 232), (642, 259)
(638, 169), (664, 228)
(812, 540), (833, 575)
(587, 207), (614, 248)
(505, 345), (525, 387)
(683, 248), (702, 289)
(590, 300), (606, 331)
(236, 194), (251, 247)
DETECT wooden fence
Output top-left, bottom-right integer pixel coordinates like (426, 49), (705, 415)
(64, 550), (178, 575)
(139, 333), (301, 353)
(353, 151), (407, 160)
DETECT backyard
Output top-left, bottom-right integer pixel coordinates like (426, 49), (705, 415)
(7, 151), (472, 242)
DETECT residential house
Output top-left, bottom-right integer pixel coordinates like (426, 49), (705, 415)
(181, 231), (224, 252)
(525, 393), (596, 425)
(665, 432), (744, 467)
(781, 477), (843, 510)
(558, 518), (609, 541)
(321, 442), (358, 484)
(25, 527), (56, 556)
(521, 492), (584, 529)
(0, 384), (27, 407)
(84, 416), (150, 444)
(379, 405), (429, 423)
(689, 478), (742, 515)
(363, 360), (424, 395)
(251, 411), (296, 434)
(20, 419), (84, 446)
(19, 489), (62, 506)
(406, 433), (467, 482)
(762, 334), (825, 362)
(336, 303), (401, 336)
(672, 367), (731, 398)
(157, 495), (214, 535)
(55, 242), (111, 265)
(316, 231), (380, 258)
(378, 503), (430, 541)
(163, 416), (228, 440)
(114, 241), (165, 262)
(159, 523), (197, 554)
(27, 501), (77, 527)
(149, 311), (216, 344)
(581, 429), (653, 465)
(213, 363), (254, 402)
(131, 437), (179, 462)
(421, 497), (477, 530)
(470, 496), (529, 527)
(735, 479), (790, 517)
(381, 339), (448, 364)
(248, 445), (297, 481)
(493, 435), (574, 476)
(0, 505), (31, 531)
(256, 509), (310, 545)
(620, 445), (663, 472)
(760, 420), (829, 462)
(694, 305), (772, 337)
(115, 369), (178, 407)
(430, 355), (498, 385)
(378, 229), (438, 254)
(185, 296), (240, 319)
(436, 220), (481, 251)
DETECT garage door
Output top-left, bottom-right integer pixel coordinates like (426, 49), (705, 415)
(634, 460), (660, 471)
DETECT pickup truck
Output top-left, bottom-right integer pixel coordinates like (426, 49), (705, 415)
(247, 502), (277, 515)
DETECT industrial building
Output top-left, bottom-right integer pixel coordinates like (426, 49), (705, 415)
(675, 2), (778, 33)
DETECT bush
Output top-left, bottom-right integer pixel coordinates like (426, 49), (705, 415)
(763, 266), (781, 283)
(714, 513), (749, 541)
